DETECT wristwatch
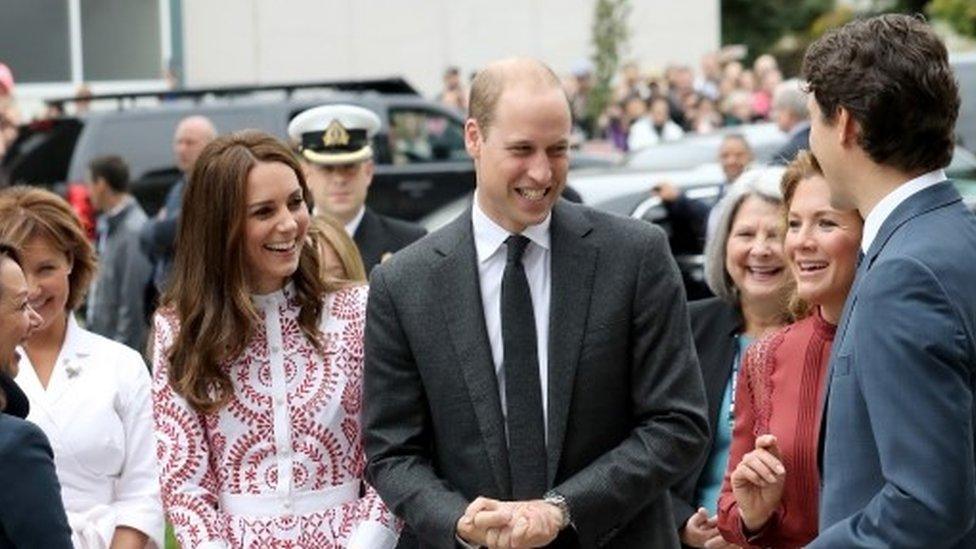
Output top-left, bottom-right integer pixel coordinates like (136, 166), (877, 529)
(542, 490), (573, 530)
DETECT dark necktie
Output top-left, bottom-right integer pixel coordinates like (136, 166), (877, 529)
(502, 234), (547, 499)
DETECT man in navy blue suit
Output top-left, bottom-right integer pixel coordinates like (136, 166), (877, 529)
(804, 14), (976, 547)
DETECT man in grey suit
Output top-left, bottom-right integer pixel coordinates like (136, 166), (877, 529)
(363, 58), (709, 548)
(802, 15), (976, 547)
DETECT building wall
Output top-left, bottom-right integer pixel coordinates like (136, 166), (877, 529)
(182, 0), (720, 96)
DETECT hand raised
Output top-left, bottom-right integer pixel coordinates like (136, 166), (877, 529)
(730, 434), (786, 532)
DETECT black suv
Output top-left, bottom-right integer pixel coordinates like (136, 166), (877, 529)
(1, 79), (610, 220)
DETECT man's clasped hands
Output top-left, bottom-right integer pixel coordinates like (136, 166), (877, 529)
(456, 497), (566, 549)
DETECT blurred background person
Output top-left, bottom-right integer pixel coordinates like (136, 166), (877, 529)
(0, 187), (162, 549)
(770, 79), (811, 165)
(568, 58), (596, 138)
(614, 61), (651, 103)
(0, 62), (18, 158)
(717, 152), (862, 547)
(152, 130), (397, 548)
(722, 90), (754, 126)
(628, 95), (685, 150)
(139, 115), (217, 299)
(671, 166), (792, 549)
(695, 52), (722, 101)
(288, 104), (426, 273)
(651, 133), (755, 253)
(437, 65), (467, 113)
(0, 242), (72, 549)
(308, 214), (368, 283)
(85, 155), (153, 352)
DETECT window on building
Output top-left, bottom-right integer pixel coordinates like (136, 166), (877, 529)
(0, 0), (170, 85)
(0, 0), (73, 82)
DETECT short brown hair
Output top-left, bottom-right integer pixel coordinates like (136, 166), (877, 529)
(803, 14), (959, 173)
(0, 186), (97, 312)
(468, 58), (565, 136)
(88, 155), (130, 193)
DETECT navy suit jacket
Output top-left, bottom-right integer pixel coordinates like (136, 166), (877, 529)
(0, 375), (72, 548)
(813, 181), (976, 547)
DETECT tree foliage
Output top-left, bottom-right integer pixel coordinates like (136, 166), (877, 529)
(929, 0), (976, 38)
(588, 0), (630, 125)
(721, 0), (834, 62)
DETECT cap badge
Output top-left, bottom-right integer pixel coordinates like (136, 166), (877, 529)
(323, 120), (350, 147)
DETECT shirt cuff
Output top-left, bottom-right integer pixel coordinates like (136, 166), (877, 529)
(741, 507), (783, 544)
(455, 533), (480, 548)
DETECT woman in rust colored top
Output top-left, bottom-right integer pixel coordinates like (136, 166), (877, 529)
(717, 151), (863, 548)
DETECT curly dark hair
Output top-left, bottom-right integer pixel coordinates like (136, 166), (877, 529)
(802, 14), (959, 174)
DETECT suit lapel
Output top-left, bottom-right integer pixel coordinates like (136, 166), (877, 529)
(353, 208), (385, 270)
(545, 202), (597, 485)
(820, 182), (962, 460)
(704, 303), (742, 423)
(434, 210), (512, 496)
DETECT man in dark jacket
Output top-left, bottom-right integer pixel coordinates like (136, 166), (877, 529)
(770, 79), (810, 165)
(85, 155), (152, 351)
(288, 104), (426, 273)
(138, 115), (217, 295)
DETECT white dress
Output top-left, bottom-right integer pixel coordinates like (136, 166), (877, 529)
(151, 284), (398, 548)
(15, 315), (164, 548)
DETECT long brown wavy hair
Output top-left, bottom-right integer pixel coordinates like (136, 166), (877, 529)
(162, 130), (331, 413)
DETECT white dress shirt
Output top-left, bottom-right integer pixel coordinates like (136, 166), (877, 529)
(471, 195), (551, 438)
(16, 315), (163, 548)
(861, 169), (947, 253)
(344, 205), (367, 237)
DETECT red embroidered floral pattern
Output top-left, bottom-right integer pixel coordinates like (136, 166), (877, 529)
(151, 286), (397, 548)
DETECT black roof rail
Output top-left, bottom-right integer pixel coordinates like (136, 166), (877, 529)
(46, 77), (419, 109)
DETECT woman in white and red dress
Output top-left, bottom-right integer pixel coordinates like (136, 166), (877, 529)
(151, 130), (398, 548)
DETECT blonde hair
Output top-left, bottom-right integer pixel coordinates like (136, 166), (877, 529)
(307, 214), (367, 284)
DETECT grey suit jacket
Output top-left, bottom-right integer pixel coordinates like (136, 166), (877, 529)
(88, 198), (153, 351)
(364, 199), (709, 548)
(812, 182), (976, 548)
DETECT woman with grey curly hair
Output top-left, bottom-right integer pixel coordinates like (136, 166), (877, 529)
(670, 165), (793, 549)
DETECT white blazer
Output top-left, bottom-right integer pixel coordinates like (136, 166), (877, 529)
(16, 315), (163, 549)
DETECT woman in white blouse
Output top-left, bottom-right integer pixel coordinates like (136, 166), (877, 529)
(0, 186), (163, 548)
(151, 130), (398, 548)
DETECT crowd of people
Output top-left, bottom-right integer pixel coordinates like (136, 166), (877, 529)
(0, 12), (974, 549)
(561, 50), (789, 151)
(431, 47), (802, 155)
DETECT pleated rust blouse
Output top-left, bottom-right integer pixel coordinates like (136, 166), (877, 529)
(717, 311), (836, 548)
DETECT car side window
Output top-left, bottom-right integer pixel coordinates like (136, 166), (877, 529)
(388, 109), (466, 164)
